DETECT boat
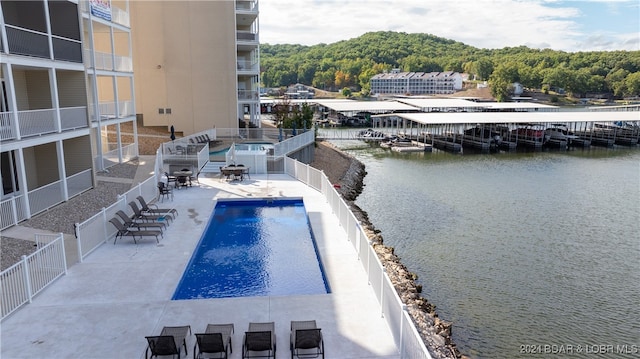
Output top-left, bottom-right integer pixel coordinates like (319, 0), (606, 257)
(544, 124), (579, 147)
(357, 128), (388, 140)
(545, 124), (578, 141)
(463, 125), (503, 148)
(511, 124), (549, 143)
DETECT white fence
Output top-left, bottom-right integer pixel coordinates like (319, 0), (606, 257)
(284, 156), (433, 359)
(1, 233), (67, 321)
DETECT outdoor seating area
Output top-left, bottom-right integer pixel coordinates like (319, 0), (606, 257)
(220, 164), (250, 182)
(107, 197), (177, 244)
(145, 321), (319, 359)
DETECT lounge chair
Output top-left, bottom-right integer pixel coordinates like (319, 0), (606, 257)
(109, 218), (162, 244)
(129, 201), (172, 224)
(290, 320), (324, 359)
(145, 325), (191, 359)
(194, 323), (234, 359)
(115, 210), (167, 231)
(136, 196), (178, 218)
(243, 322), (276, 358)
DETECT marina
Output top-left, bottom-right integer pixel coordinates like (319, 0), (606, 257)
(319, 107), (639, 153)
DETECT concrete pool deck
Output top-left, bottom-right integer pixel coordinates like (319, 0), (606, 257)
(1, 174), (401, 358)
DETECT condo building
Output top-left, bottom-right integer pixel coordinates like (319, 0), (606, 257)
(370, 69), (463, 95)
(129, 0), (260, 134)
(1, 0), (260, 229)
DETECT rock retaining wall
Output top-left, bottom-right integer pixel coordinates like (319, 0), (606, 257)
(330, 148), (464, 359)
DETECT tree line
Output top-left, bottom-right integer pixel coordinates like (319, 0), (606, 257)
(260, 31), (640, 101)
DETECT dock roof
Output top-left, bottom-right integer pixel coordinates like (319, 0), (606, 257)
(385, 111), (640, 125)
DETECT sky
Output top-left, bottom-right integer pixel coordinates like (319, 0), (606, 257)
(258, 0), (640, 52)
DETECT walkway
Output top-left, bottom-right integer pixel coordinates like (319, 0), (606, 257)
(1, 173), (400, 359)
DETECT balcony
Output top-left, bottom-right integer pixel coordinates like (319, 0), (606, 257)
(4, 26), (83, 63)
(238, 90), (259, 101)
(80, 2), (130, 28)
(237, 60), (259, 72)
(236, 0), (258, 12)
(0, 107), (89, 141)
(84, 49), (133, 72)
(236, 31), (258, 42)
(88, 101), (134, 122)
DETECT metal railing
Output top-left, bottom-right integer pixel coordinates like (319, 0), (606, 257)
(1, 233), (67, 321)
(0, 195), (28, 231)
(85, 49), (133, 72)
(238, 89), (259, 100)
(285, 156), (433, 358)
(111, 6), (130, 27)
(236, 31), (257, 42)
(236, 0), (258, 12)
(17, 109), (57, 137)
(60, 106), (89, 130)
(237, 60), (259, 71)
(0, 112), (16, 140)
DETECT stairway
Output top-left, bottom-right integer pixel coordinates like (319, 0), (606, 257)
(200, 161), (226, 174)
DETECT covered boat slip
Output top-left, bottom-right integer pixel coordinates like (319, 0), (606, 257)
(370, 111), (640, 151)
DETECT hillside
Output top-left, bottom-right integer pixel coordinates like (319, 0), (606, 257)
(260, 31), (640, 100)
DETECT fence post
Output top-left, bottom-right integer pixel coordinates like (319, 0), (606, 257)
(74, 223), (82, 263)
(10, 197), (18, 227)
(21, 255), (33, 304)
(380, 267), (386, 318)
(400, 304), (407, 357)
(367, 239), (372, 285)
(60, 233), (68, 274)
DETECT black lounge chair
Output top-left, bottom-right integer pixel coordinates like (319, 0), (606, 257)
(145, 325), (191, 359)
(136, 196), (178, 218)
(109, 218), (162, 244)
(129, 201), (172, 224)
(194, 323), (234, 359)
(290, 320), (324, 359)
(243, 322), (276, 358)
(115, 210), (167, 231)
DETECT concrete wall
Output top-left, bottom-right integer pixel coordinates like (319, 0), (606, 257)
(130, 1), (238, 135)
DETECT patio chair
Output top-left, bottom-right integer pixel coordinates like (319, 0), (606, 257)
(194, 323), (234, 359)
(290, 320), (324, 359)
(109, 218), (162, 244)
(129, 201), (173, 224)
(136, 196), (178, 218)
(115, 210), (167, 231)
(243, 322), (276, 359)
(158, 181), (173, 202)
(165, 172), (177, 188)
(145, 325), (191, 359)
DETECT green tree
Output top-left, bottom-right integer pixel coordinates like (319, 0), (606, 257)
(624, 72), (640, 97)
(475, 58), (494, 81)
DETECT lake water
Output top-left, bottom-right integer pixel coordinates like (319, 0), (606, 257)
(329, 140), (640, 358)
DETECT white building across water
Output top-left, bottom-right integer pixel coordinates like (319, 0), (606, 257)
(370, 69), (463, 96)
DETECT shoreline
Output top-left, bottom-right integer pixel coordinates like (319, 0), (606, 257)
(310, 140), (463, 359)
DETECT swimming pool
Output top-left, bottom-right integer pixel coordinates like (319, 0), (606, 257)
(209, 142), (274, 156)
(172, 199), (330, 300)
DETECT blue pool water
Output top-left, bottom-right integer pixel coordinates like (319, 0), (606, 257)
(209, 142), (274, 156)
(172, 199), (330, 300)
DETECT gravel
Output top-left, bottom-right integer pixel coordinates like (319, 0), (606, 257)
(1, 160), (139, 270)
